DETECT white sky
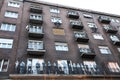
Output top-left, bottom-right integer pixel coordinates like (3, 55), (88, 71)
(40, 0), (120, 15)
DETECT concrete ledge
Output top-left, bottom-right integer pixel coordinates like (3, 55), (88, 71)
(9, 74), (120, 80)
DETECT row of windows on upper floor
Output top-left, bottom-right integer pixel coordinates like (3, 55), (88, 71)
(1, 58), (120, 74)
(0, 38), (120, 55)
(6, 1), (120, 24)
(1, 11), (120, 33)
(0, 22), (120, 43)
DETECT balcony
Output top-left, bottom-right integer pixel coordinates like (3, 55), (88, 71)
(70, 21), (83, 29)
(79, 48), (96, 59)
(27, 40), (46, 55)
(110, 35), (120, 46)
(74, 32), (89, 42)
(104, 25), (117, 33)
(28, 27), (44, 38)
(29, 14), (43, 24)
(67, 11), (79, 19)
(30, 6), (42, 13)
(27, 48), (46, 55)
(98, 16), (111, 24)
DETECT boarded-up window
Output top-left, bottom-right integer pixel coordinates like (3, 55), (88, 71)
(53, 29), (65, 35)
(78, 44), (89, 48)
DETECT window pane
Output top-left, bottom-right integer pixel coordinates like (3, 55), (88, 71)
(0, 38), (13, 49)
(99, 46), (111, 54)
(93, 33), (104, 40)
(55, 42), (68, 51)
(108, 62), (120, 72)
(0, 23), (16, 32)
(8, 1), (20, 8)
(4, 11), (18, 18)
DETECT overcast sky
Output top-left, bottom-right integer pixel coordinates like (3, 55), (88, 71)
(40, 0), (120, 15)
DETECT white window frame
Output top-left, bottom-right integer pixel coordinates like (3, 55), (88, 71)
(83, 61), (97, 71)
(0, 59), (9, 72)
(93, 33), (104, 40)
(87, 22), (97, 28)
(57, 60), (69, 74)
(50, 7), (60, 13)
(28, 40), (43, 50)
(4, 11), (18, 18)
(110, 35), (120, 42)
(74, 31), (87, 38)
(83, 14), (93, 18)
(68, 10), (78, 15)
(51, 17), (62, 23)
(117, 48), (120, 52)
(29, 25), (43, 33)
(55, 42), (68, 51)
(27, 58), (44, 74)
(30, 13), (42, 20)
(8, 1), (20, 8)
(98, 46), (111, 54)
(0, 38), (13, 49)
(0, 23), (16, 32)
(108, 62), (120, 72)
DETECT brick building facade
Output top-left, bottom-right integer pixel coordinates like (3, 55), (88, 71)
(0, 0), (120, 79)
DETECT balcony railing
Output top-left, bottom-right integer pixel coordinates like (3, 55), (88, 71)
(98, 16), (111, 24)
(74, 32), (89, 42)
(70, 21), (83, 29)
(30, 6), (42, 13)
(104, 25), (117, 33)
(67, 11), (79, 19)
(11, 62), (103, 75)
(110, 35), (120, 46)
(27, 48), (46, 55)
(28, 27), (44, 38)
(79, 48), (96, 59)
(29, 14), (43, 24)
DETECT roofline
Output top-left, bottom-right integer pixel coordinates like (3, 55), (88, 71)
(25, 0), (120, 18)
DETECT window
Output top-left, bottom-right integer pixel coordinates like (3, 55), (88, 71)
(78, 44), (91, 53)
(53, 29), (65, 35)
(98, 46), (111, 54)
(93, 33), (104, 40)
(55, 42), (68, 51)
(103, 24), (113, 30)
(108, 62), (120, 72)
(116, 19), (120, 23)
(117, 48), (120, 52)
(83, 61), (97, 73)
(0, 38), (13, 49)
(88, 22), (98, 32)
(28, 25), (43, 33)
(87, 22), (97, 28)
(0, 23), (16, 32)
(83, 14), (92, 18)
(111, 19), (115, 23)
(70, 20), (81, 25)
(111, 18), (120, 23)
(68, 10), (78, 15)
(110, 35), (120, 42)
(50, 7), (60, 13)
(74, 31), (87, 38)
(57, 60), (69, 74)
(27, 58), (44, 74)
(0, 59), (9, 72)
(8, 1), (20, 8)
(51, 17), (62, 23)
(28, 40), (43, 50)
(4, 11), (18, 18)
(30, 13), (42, 20)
